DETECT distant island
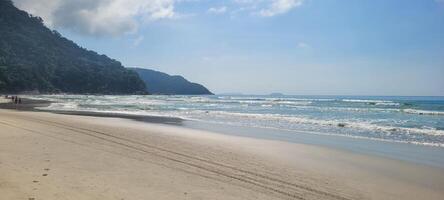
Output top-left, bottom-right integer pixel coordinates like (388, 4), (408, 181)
(130, 68), (213, 95)
(0, 0), (213, 95)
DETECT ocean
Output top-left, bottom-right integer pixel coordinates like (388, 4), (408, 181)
(27, 95), (444, 147)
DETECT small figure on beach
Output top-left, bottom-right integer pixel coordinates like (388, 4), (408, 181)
(18, 98), (22, 104)
(14, 96), (18, 104)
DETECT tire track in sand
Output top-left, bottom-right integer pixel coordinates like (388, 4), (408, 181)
(0, 116), (356, 200)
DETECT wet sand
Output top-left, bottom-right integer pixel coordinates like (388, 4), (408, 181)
(0, 97), (182, 125)
(1, 109), (444, 200)
(0, 98), (51, 111)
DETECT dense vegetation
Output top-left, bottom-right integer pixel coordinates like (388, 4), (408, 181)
(0, 0), (146, 94)
(131, 68), (213, 95)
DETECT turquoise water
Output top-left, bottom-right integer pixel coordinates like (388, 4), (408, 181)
(28, 95), (444, 147)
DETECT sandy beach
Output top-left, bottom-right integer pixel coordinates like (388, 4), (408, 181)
(1, 108), (444, 200)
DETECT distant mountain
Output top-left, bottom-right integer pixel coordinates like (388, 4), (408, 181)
(130, 68), (213, 95)
(0, 0), (146, 94)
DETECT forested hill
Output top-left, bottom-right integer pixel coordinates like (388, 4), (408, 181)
(0, 0), (146, 94)
(130, 68), (213, 95)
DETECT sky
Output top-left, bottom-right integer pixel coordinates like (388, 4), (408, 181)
(12, 0), (444, 96)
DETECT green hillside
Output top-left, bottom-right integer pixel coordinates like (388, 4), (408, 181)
(0, 0), (146, 94)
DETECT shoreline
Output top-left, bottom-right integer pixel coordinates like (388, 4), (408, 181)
(0, 97), (183, 125)
(1, 109), (444, 199)
(0, 98), (51, 111)
(2, 96), (444, 168)
(184, 120), (444, 169)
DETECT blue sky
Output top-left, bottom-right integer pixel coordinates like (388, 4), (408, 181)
(14, 0), (444, 95)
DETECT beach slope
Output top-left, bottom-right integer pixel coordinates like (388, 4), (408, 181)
(1, 109), (443, 200)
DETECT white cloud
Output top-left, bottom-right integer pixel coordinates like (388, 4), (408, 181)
(233, 0), (304, 17)
(10, 0), (304, 36)
(297, 42), (309, 48)
(12, 0), (177, 36)
(133, 35), (145, 46)
(207, 6), (227, 14)
(259, 0), (303, 17)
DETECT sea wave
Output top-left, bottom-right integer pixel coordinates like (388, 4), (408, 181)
(375, 102), (400, 106)
(271, 101), (312, 106)
(201, 111), (444, 136)
(342, 99), (394, 103)
(402, 109), (444, 116)
(26, 95), (444, 147)
(192, 120), (444, 147)
(341, 99), (400, 105)
(41, 102), (79, 110)
(178, 96), (316, 106)
(269, 98), (335, 102)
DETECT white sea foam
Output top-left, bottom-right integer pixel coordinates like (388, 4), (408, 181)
(375, 102), (400, 106)
(402, 109), (444, 116)
(340, 99), (401, 106)
(191, 119), (444, 147)
(183, 97), (316, 106)
(26, 95), (444, 147)
(39, 102), (79, 110)
(199, 111), (444, 136)
(271, 101), (312, 106)
(269, 98), (335, 102)
(342, 99), (395, 103)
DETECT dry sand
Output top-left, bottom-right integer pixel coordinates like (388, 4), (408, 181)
(1, 109), (444, 200)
